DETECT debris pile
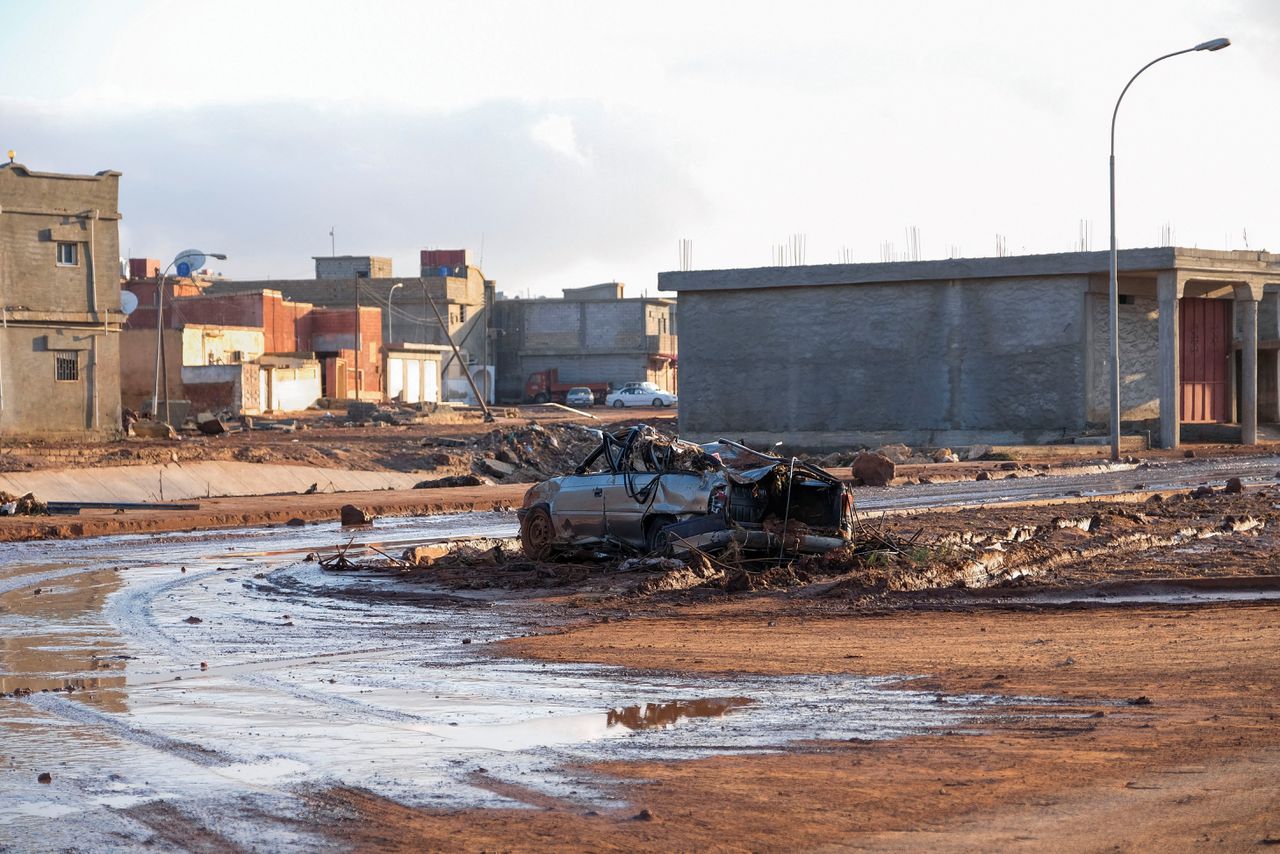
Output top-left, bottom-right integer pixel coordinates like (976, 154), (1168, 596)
(0, 490), (48, 516)
(465, 422), (605, 483)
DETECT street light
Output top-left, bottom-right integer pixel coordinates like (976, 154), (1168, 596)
(1107, 37), (1229, 460)
(152, 249), (228, 424)
(387, 282), (403, 343)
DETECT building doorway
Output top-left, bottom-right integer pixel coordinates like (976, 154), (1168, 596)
(1179, 297), (1230, 423)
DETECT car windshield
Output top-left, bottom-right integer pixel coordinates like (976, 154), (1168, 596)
(568, 387), (590, 394)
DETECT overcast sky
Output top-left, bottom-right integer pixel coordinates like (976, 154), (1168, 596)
(2, 1), (1276, 295)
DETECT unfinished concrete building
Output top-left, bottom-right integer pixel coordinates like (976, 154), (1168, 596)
(314, 255), (392, 280)
(659, 248), (1280, 449)
(0, 162), (124, 435)
(205, 248), (493, 403)
(492, 282), (677, 403)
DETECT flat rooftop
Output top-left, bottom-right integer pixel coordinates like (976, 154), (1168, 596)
(659, 247), (1280, 293)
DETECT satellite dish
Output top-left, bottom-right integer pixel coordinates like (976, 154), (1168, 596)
(120, 290), (139, 315)
(175, 249), (206, 278)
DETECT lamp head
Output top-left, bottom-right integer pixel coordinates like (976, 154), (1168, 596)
(1194, 37), (1231, 51)
(208, 253), (228, 260)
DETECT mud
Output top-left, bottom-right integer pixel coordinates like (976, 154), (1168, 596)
(5, 457), (1280, 851)
(1, 515), (1075, 850)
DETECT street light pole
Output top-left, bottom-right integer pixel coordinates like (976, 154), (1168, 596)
(387, 282), (403, 343)
(151, 250), (227, 423)
(1108, 37), (1229, 460)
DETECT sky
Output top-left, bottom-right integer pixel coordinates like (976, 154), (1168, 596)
(2, 0), (1277, 296)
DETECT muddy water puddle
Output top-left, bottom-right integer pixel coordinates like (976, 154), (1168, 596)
(3, 514), (1064, 848)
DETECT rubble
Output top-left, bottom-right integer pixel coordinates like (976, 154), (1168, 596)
(0, 491), (48, 516)
(850, 451), (895, 487)
(131, 420), (178, 440)
(196, 412), (226, 435)
(414, 475), (491, 489)
(478, 458), (518, 479)
(340, 505), (375, 526)
(873, 444), (914, 464)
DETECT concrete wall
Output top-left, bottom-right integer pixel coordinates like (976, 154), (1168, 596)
(0, 326), (122, 433)
(1086, 294), (1160, 423)
(182, 363), (256, 414)
(119, 328), (181, 411)
(315, 256), (392, 279)
(181, 325), (264, 366)
(674, 276), (1089, 447)
(264, 362), (321, 412)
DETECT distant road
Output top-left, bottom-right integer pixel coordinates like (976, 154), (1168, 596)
(855, 454), (1280, 513)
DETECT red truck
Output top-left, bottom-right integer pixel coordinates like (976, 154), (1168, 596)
(524, 370), (610, 405)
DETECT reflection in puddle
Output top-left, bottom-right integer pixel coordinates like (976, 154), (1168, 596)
(607, 697), (753, 730)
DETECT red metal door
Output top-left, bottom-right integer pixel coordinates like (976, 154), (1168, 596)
(1179, 298), (1230, 423)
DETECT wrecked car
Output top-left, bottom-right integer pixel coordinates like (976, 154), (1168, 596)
(518, 425), (854, 560)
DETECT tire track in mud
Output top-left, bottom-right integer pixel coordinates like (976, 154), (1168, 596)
(0, 566), (94, 596)
(23, 692), (236, 767)
(104, 560), (473, 729)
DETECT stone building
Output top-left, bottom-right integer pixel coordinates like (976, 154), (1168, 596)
(659, 248), (1280, 449)
(491, 282), (678, 403)
(0, 161), (124, 435)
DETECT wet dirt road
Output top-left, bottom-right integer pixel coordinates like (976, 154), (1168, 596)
(0, 514), (1062, 851)
(855, 452), (1280, 512)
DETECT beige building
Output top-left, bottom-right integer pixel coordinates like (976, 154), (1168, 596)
(0, 161), (124, 436)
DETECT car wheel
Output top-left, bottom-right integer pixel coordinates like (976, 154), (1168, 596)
(653, 398), (664, 407)
(612, 400), (625, 408)
(533, 392), (550, 404)
(644, 515), (677, 554)
(520, 506), (557, 561)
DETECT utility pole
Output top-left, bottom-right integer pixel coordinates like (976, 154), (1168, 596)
(354, 278), (362, 398)
(424, 288), (493, 422)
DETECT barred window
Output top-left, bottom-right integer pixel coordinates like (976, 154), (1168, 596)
(55, 352), (79, 382)
(56, 242), (78, 266)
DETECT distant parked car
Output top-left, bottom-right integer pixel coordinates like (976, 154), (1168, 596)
(565, 386), (595, 407)
(606, 386), (677, 408)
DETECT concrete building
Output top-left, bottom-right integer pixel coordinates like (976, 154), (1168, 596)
(492, 282), (678, 403)
(314, 255), (393, 280)
(205, 248), (494, 403)
(0, 161), (124, 436)
(120, 275), (385, 412)
(659, 248), (1280, 450)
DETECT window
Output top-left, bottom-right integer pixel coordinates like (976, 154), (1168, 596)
(56, 242), (78, 266)
(55, 352), (79, 382)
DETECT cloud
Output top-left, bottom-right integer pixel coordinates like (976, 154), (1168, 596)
(0, 99), (708, 293)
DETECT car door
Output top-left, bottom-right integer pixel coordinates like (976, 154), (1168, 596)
(598, 471), (659, 546)
(550, 472), (612, 542)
